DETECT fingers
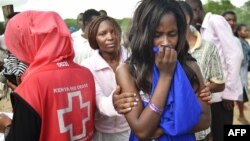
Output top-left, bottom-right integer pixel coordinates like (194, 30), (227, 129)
(113, 91), (136, 102)
(113, 93), (138, 108)
(6, 80), (17, 91)
(113, 91), (139, 114)
(167, 48), (177, 62)
(155, 47), (177, 76)
(116, 101), (138, 114)
(207, 100), (213, 105)
(117, 108), (132, 114)
(205, 81), (211, 86)
(201, 94), (212, 104)
(199, 91), (211, 98)
(162, 47), (177, 62)
(157, 46), (165, 59)
(155, 47), (177, 62)
(200, 86), (210, 94)
(199, 86), (212, 104)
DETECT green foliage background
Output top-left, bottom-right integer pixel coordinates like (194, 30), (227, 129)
(64, 17), (131, 32)
(64, 0), (250, 33)
(204, 0), (250, 29)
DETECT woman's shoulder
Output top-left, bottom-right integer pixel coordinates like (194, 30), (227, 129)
(116, 62), (129, 74)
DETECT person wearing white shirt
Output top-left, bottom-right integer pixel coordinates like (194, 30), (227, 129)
(186, 1), (243, 141)
(71, 9), (100, 64)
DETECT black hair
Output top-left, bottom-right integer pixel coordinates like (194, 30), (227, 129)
(99, 9), (107, 16)
(82, 9), (100, 30)
(186, 0), (203, 10)
(235, 23), (247, 37)
(76, 13), (84, 21)
(126, 0), (199, 93)
(178, 1), (194, 24)
(87, 16), (121, 50)
(222, 11), (236, 17)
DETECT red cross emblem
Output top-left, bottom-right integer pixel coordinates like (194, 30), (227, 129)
(57, 91), (90, 141)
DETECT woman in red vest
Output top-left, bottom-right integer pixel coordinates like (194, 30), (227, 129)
(0, 10), (96, 141)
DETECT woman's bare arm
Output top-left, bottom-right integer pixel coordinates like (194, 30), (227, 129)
(115, 63), (172, 140)
(188, 61), (211, 132)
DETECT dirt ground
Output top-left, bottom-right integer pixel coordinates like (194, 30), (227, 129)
(0, 93), (12, 112)
(0, 90), (250, 124)
(233, 94), (250, 125)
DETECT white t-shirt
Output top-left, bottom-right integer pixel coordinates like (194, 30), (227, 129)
(71, 29), (95, 64)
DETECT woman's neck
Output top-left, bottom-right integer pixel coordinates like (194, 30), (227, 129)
(100, 49), (121, 71)
(101, 49), (120, 62)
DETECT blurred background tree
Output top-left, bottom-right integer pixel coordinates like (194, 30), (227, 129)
(235, 0), (250, 29)
(63, 0), (250, 33)
(64, 18), (132, 33)
(204, 0), (250, 29)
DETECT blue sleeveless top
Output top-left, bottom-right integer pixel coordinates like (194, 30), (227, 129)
(129, 56), (202, 141)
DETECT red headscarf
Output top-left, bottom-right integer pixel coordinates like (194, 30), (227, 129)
(4, 10), (75, 80)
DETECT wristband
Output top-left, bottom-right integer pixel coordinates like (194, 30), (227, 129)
(148, 102), (163, 115)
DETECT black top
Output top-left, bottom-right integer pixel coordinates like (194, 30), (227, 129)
(6, 92), (41, 141)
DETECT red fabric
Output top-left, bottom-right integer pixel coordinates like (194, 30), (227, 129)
(4, 11), (75, 81)
(4, 11), (95, 141)
(17, 61), (96, 141)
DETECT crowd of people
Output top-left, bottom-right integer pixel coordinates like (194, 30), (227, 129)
(0, 0), (249, 141)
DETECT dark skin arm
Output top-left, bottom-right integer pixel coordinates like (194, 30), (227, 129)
(0, 114), (12, 133)
(113, 85), (212, 114)
(0, 77), (20, 133)
(116, 47), (177, 140)
(206, 82), (229, 110)
(206, 81), (232, 110)
(112, 86), (139, 114)
(187, 61), (211, 132)
(206, 81), (225, 93)
(206, 81), (233, 111)
(6, 76), (21, 91)
(114, 61), (212, 138)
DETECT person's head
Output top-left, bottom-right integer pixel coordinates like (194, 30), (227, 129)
(128, 0), (195, 92)
(99, 9), (107, 16)
(222, 11), (237, 31)
(76, 12), (84, 28)
(236, 24), (249, 39)
(185, 0), (204, 25)
(178, 1), (193, 26)
(128, 0), (187, 62)
(4, 10), (74, 77)
(87, 16), (121, 55)
(178, 1), (195, 38)
(81, 9), (100, 32)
